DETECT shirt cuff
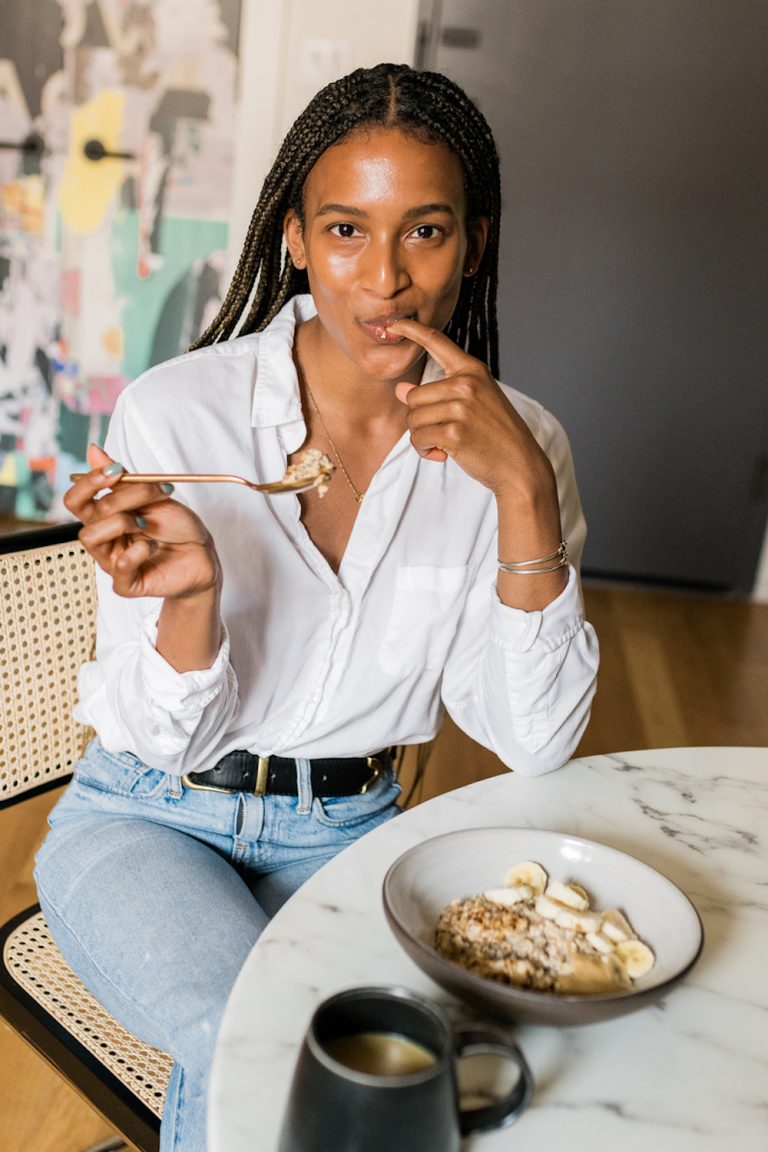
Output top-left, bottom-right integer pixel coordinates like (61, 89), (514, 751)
(489, 565), (585, 654)
(139, 606), (231, 714)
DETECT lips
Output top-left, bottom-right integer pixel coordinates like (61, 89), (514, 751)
(358, 313), (414, 344)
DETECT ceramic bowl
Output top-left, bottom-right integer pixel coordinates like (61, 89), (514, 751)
(382, 827), (704, 1026)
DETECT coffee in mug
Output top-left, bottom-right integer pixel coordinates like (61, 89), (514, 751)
(324, 1030), (437, 1076)
(278, 986), (533, 1152)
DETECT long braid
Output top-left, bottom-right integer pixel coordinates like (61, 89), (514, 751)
(191, 64), (502, 376)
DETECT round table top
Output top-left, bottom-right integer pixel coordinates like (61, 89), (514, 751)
(208, 747), (768, 1152)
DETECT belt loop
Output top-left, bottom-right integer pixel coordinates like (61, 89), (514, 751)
(295, 757), (312, 813)
(168, 773), (183, 799)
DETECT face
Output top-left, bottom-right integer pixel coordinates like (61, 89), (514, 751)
(284, 126), (488, 384)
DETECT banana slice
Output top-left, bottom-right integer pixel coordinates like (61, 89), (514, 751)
(545, 879), (590, 911)
(505, 861), (548, 895)
(555, 907), (602, 934)
(615, 938), (655, 979)
(483, 885), (533, 907)
(600, 908), (635, 944)
(585, 930), (615, 955)
(534, 893), (562, 920)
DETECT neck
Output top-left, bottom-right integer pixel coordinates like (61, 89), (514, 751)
(294, 317), (417, 428)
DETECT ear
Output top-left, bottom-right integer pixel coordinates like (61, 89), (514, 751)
(463, 216), (490, 277)
(283, 208), (307, 270)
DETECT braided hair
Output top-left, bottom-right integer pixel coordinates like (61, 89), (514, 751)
(191, 63), (502, 375)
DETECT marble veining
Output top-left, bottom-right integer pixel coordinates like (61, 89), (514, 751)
(208, 748), (768, 1151)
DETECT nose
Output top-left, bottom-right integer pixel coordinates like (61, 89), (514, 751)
(361, 235), (410, 298)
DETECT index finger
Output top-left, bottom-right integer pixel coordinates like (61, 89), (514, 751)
(386, 317), (472, 374)
(63, 460), (126, 521)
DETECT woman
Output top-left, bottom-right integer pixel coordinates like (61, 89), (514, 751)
(35, 64), (598, 1151)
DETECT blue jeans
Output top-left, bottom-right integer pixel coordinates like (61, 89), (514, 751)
(33, 740), (402, 1152)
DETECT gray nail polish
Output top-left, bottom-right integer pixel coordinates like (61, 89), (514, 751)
(102, 462), (124, 477)
(159, 482), (175, 494)
(134, 516), (148, 529)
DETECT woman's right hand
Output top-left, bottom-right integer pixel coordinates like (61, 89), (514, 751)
(64, 444), (222, 602)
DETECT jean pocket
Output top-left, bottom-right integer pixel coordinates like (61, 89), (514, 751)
(379, 565), (469, 677)
(312, 774), (402, 830)
(75, 740), (168, 801)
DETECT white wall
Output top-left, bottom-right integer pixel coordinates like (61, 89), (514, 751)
(228, 0), (420, 274)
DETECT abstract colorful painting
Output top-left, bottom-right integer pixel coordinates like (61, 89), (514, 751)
(0, 0), (241, 522)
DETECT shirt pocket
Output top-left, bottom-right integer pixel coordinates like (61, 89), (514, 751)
(378, 565), (470, 678)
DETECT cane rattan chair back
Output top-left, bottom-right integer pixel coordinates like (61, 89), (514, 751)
(0, 523), (170, 1152)
(1, 524), (97, 802)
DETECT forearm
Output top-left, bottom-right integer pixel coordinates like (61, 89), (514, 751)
(156, 581), (224, 673)
(495, 468), (568, 613)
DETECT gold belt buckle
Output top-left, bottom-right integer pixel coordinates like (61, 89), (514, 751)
(181, 774), (232, 795)
(254, 755), (270, 796)
(182, 754), (271, 795)
(360, 755), (382, 794)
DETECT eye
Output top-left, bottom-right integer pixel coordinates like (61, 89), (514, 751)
(410, 224), (444, 241)
(329, 222), (361, 238)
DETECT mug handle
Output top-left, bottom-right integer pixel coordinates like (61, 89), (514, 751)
(452, 1023), (534, 1136)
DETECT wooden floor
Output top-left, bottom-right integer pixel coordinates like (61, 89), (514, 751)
(2, 580), (768, 1151)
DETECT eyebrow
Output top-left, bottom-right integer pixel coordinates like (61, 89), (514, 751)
(315, 202), (458, 221)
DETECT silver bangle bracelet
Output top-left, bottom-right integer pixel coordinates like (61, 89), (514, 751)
(498, 555), (569, 575)
(498, 539), (568, 574)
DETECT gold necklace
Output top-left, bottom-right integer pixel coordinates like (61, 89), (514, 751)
(304, 381), (366, 504)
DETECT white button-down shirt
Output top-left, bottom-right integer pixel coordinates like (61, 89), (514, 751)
(75, 295), (598, 777)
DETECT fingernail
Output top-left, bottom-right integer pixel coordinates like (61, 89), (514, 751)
(134, 515), (148, 529)
(102, 462), (124, 477)
(159, 482), (174, 494)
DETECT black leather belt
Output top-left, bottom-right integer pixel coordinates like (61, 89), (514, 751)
(182, 749), (394, 797)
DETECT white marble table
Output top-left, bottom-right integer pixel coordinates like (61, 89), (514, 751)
(208, 748), (768, 1151)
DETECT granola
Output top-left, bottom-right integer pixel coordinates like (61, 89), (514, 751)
(434, 861), (654, 995)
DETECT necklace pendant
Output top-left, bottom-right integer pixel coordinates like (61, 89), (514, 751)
(354, 491), (364, 504)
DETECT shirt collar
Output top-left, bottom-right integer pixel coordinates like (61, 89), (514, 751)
(250, 294), (315, 429)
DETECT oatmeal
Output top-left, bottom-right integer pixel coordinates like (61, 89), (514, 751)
(434, 860), (655, 995)
(284, 449), (335, 496)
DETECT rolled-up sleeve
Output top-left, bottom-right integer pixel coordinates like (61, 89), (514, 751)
(476, 569), (598, 775)
(74, 578), (240, 774)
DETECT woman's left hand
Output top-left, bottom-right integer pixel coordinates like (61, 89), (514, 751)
(390, 318), (555, 505)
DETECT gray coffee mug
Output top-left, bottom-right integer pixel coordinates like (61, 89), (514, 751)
(278, 985), (533, 1152)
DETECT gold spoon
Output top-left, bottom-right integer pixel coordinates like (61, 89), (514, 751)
(71, 450), (335, 496)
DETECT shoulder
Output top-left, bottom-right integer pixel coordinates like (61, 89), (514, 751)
(105, 336), (263, 470)
(497, 380), (570, 456)
(115, 293), (313, 419)
(117, 334), (262, 417)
